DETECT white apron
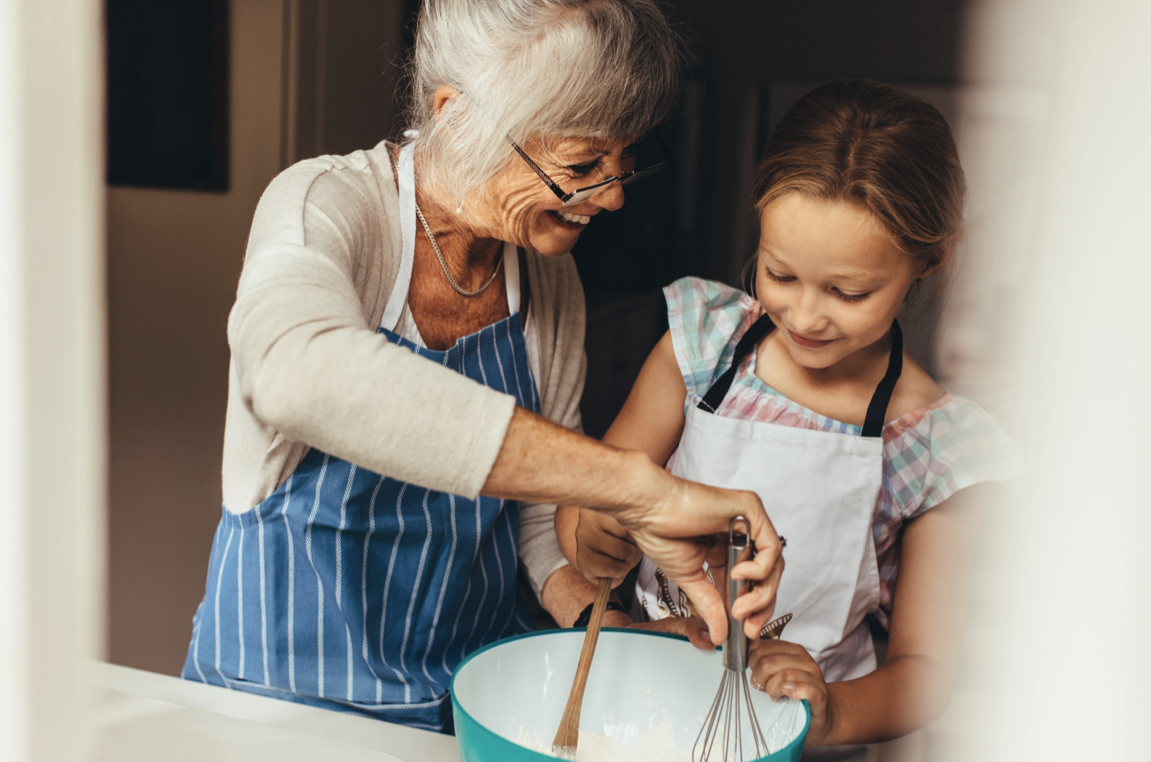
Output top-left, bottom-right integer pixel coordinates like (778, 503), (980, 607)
(636, 315), (903, 762)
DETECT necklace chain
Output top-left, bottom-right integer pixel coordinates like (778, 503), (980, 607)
(413, 200), (502, 298)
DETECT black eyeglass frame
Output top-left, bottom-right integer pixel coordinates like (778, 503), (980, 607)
(505, 130), (672, 207)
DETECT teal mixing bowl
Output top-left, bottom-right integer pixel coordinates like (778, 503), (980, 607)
(450, 628), (810, 762)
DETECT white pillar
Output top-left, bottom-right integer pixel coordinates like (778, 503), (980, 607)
(0, 0), (104, 760)
(943, 1), (1151, 759)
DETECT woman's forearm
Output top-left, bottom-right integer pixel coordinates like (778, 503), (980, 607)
(482, 406), (671, 514)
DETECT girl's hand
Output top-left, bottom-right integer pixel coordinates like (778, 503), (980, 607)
(627, 615), (715, 651)
(749, 640), (832, 746)
(574, 508), (642, 587)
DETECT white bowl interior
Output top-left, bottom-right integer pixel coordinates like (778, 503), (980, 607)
(453, 629), (806, 759)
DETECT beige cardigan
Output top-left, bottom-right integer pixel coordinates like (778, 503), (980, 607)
(221, 141), (584, 595)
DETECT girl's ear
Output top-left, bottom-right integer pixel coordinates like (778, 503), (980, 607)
(919, 233), (958, 280)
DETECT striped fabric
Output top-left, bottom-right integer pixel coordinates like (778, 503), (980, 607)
(665, 277), (1024, 629)
(183, 313), (539, 733)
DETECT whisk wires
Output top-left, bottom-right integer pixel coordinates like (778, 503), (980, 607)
(693, 667), (768, 762)
(692, 515), (771, 762)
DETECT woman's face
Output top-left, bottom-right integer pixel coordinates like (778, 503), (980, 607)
(474, 135), (636, 256)
(755, 193), (925, 372)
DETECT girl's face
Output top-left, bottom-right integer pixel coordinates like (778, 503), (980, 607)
(755, 194), (927, 372)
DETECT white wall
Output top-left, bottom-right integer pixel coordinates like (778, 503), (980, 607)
(105, 0), (288, 677)
(0, 0), (104, 760)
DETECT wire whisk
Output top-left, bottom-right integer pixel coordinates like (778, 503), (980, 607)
(693, 516), (768, 762)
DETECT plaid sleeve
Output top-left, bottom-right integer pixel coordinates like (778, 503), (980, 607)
(886, 396), (1026, 519)
(662, 277), (758, 402)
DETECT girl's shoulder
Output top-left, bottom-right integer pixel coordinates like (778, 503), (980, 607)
(662, 277), (759, 399)
(886, 351), (945, 422)
(884, 392), (1025, 518)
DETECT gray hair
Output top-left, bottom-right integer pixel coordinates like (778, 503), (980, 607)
(403, 0), (686, 212)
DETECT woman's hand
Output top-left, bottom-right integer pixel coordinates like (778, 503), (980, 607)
(749, 639), (832, 745)
(572, 508), (642, 587)
(627, 615), (714, 651)
(615, 477), (785, 646)
(485, 407), (785, 647)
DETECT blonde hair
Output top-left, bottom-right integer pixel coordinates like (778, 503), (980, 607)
(403, 0), (686, 213)
(754, 79), (966, 274)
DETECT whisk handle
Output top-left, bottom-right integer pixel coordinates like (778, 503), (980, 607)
(724, 516), (754, 671)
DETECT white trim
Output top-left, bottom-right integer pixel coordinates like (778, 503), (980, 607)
(214, 526), (236, 682)
(399, 489), (434, 678)
(257, 506), (270, 685)
(380, 143), (417, 331)
(360, 476), (386, 703)
(421, 493), (458, 686)
(502, 240), (520, 315)
(304, 455), (331, 697)
(281, 475), (297, 692)
(236, 524), (245, 680)
(334, 465), (357, 700)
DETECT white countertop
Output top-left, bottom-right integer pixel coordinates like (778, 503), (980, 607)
(93, 662), (461, 762)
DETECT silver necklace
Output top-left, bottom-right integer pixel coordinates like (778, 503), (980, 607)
(413, 201), (502, 298)
(389, 144), (502, 298)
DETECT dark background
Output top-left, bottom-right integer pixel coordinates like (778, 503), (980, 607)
(107, 0), (229, 190)
(105, 0), (965, 678)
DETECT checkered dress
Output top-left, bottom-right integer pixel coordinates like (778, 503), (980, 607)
(665, 277), (1024, 630)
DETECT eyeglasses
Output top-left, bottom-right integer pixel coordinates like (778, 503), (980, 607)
(505, 131), (672, 207)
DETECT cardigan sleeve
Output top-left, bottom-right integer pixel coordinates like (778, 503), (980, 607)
(226, 155), (516, 502)
(516, 252), (587, 597)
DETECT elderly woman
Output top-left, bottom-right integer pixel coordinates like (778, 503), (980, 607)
(182, 0), (783, 732)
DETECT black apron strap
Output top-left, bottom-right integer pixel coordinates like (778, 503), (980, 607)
(697, 314), (776, 413)
(860, 320), (903, 438)
(697, 315), (903, 438)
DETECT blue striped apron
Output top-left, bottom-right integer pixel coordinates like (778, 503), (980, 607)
(183, 143), (538, 733)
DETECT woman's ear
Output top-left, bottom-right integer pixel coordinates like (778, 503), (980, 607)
(433, 86), (459, 121)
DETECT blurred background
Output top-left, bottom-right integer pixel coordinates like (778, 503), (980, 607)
(3, 0), (1150, 760)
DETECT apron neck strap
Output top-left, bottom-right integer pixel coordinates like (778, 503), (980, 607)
(503, 241), (520, 316)
(381, 144), (519, 330)
(381, 143), (418, 331)
(860, 319), (902, 438)
(697, 313), (776, 413)
(697, 314), (903, 439)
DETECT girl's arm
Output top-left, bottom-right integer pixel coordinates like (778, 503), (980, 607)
(751, 484), (987, 745)
(555, 331), (690, 583)
(600, 330), (689, 462)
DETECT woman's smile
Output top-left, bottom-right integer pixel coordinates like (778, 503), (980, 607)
(547, 208), (593, 230)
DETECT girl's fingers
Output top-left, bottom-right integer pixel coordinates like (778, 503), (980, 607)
(760, 668), (824, 704)
(684, 618), (715, 650)
(579, 552), (629, 581)
(781, 677), (825, 709)
(590, 511), (630, 540)
(583, 533), (638, 565)
(750, 647), (812, 681)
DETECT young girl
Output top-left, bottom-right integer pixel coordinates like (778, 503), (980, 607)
(556, 79), (1023, 758)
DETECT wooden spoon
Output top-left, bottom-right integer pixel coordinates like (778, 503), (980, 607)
(552, 577), (612, 758)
